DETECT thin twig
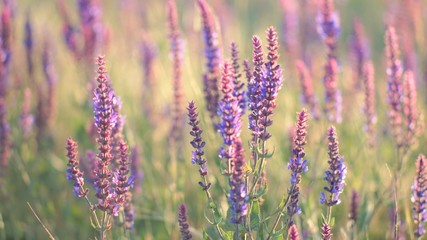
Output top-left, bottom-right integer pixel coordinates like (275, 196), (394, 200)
(27, 202), (56, 240)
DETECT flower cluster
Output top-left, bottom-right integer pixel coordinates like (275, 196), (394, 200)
(412, 154), (427, 237)
(167, 0), (184, 144)
(217, 61), (247, 224)
(247, 27), (283, 145)
(198, 0), (222, 126)
(178, 204), (192, 240)
(320, 126), (346, 206)
(287, 110), (309, 223)
(362, 61), (376, 146)
(187, 101), (210, 190)
(385, 26), (403, 146)
(66, 137), (89, 198)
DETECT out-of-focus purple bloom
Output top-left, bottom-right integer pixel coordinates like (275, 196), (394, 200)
(288, 224), (300, 240)
(349, 189), (359, 223)
(0, 98), (10, 175)
(130, 146), (143, 195)
(350, 19), (369, 89)
(316, 0), (340, 54)
(385, 26), (403, 147)
(78, 0), (104, 61)
(317, 0), (341, 123)
(198, 0), (222, 127)
(362, 61), (376, 147)
(66, 137), (89, 198)
(323, 58), (341, 123)
(230, 42), (246, 114)
(402, 70), (419, 147)
(279, 0), (299, 58)
(140, 36), (157, 126)
(412, 154), (427, 238)
(320, 126), (346, 206)
(123, 192), (134, 230)
(19, 88), (34, 140)
(24, 15), (33, 76)
(178, 204), (193, 240)
(167, 0), (184, 145)
(321, 223), (333, 240)
(296, 60), (320, 120)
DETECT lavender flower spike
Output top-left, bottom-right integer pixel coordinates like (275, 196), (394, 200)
(66, 137), (89, 198)
(93, 56), (117, 214)
(114, 140), (131, 207)
(412, 154), (427, 238)
(288, 224), (300, 240)
(229, 140), (248, 224)
(167, 0), (184, 144)
(187, 101), (210, 190)
(178, 204), (193, 240)
(385, 26), (403, 146)
(320, 126), (346, 206)
(287, 110), (309, 223)
(198, 0), (222, 127)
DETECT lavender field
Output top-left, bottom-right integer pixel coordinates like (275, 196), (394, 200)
(0, 0), (426, 239)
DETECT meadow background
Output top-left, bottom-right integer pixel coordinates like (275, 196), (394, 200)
(0, 0), (426, 239)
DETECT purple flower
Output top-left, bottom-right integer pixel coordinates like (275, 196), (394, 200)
(321, 223), (333, 240)
(24, 15), (34, 75)
(288, 224), (300, 240)
(92, 56), (116, 214)
(114, 140), (131, 206)
(198, 0), (222, 127)
(316, 0), (340, 51)
(402, 70), (419, 148)
(130, 146), (143, 195)
(350, 19), (369, 89)
(230, 42), (246, 114)
(320, 126), (346, 206)
(0, 98), (10, 173)
(247, 36), (264, 146)
(385, 26), (403, 147)
(228, 140), (248, 224)
(187, 101), (210, 191)
(66, 137), (89, 198)
(286, 110), (309, 223)
(362, 61), (376, 147)
(167, 0), (185, 144)
(178, 204), (192, 240)
(349, 189), (359, 223)
(123, 192), (135, 230)
(19, 88), (34, 140)
(412, 154), (427, 237)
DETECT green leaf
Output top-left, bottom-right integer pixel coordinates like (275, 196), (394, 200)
(203, 229), (213, 240)
(270, 225), (287, 239)
(224, 231), (234, 240)
(250, 201), (261, 231)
